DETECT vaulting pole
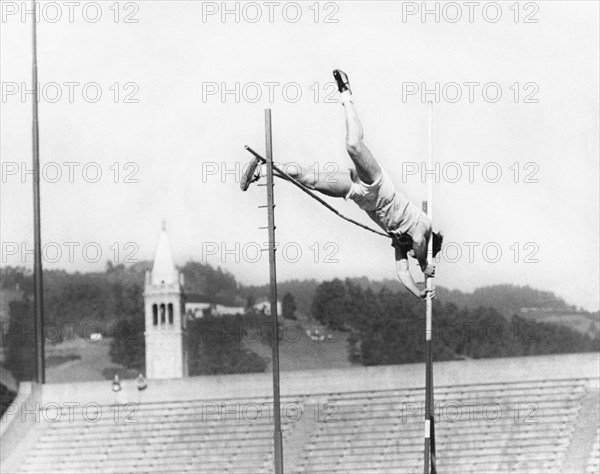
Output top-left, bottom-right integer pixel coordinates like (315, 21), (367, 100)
(423, 101), (436, 473)
(31, 0), (45, 384)
(264, 109), (284, 474)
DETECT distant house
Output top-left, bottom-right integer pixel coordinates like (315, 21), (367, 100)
(185, 295), (279, 318)
(253, 299), (282, 316)
(185, 293), (245, 318)
(185, 302), (245, 318)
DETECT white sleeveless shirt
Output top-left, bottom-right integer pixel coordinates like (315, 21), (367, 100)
(345, 168), (426, 237)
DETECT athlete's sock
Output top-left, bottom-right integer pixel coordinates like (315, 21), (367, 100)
(340, 90), (353, 105)
(333, 69), (354, 105)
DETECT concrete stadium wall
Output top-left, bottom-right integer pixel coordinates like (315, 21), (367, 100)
(34, 352), (600, 406)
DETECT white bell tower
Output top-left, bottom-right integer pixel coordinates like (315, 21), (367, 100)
(144, 224), (188, 379)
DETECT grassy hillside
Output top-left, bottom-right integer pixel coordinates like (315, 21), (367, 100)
(243, 311), (352, 373)
(45, 337), (137, 383)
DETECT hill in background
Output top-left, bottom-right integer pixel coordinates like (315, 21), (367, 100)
(243, 278), (600, 336)
(1, 263), (598, 388)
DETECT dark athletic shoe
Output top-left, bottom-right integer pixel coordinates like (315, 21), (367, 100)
(240, 157), (261, 191)
(333, 69), (351, 94)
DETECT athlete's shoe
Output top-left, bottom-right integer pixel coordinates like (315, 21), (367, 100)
(240, 157), (262, 191)
(333, 69), (351, 94)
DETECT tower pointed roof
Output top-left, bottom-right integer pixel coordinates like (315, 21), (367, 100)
(151, 226), (178, 285)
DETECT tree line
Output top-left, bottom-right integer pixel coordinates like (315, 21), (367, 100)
(2, 265), (598, 384)
(311, 279), (599, 365)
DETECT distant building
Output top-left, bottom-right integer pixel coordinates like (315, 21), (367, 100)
(253, 299), (282, 316)
(144, 226), (188, 380)
(143, 225), (281, 379)
(185, 302), (246, 318)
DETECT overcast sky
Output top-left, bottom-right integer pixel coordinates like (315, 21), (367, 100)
(1, 1), (598, 311)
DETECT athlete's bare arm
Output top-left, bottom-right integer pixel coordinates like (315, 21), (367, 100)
(395, 245), (435, 300)
(411, 221), (435, 278)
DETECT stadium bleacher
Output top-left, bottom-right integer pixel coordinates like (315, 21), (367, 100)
(18, 395), (307, 474)
(2, 353), (599, 474)
(297, 379), (587, 473)
(587, 429), (600, 474)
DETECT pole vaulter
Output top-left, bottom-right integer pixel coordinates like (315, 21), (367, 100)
(243, 71), (442, 473)
(243, 70), (442, 301)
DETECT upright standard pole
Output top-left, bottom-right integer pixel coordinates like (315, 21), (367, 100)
(423, 101), (436, 474)
(31, 0), (45, 384)
(265, 109), (284, 474)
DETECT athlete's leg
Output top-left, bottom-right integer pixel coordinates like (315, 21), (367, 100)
(343, 101), (382, 184)
(334, 69), (382, 185)
(241, 157), (352, 198)
(282, 164), (352, 198)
